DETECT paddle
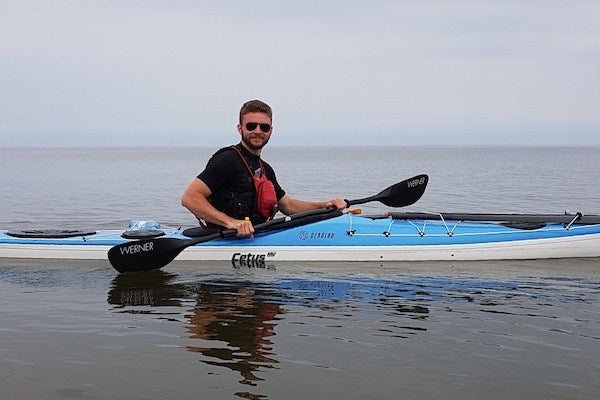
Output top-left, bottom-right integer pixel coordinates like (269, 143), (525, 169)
(108, 174), (428, 273)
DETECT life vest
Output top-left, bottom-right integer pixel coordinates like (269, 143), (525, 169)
(230, 145), (278, 220)
(206, 146), (277, 227)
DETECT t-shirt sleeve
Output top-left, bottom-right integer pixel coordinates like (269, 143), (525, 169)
(197, 151), (234, 193)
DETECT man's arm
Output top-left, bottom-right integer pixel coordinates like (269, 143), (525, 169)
(277, 194), (346, 215)
(181, 178), (254, 236)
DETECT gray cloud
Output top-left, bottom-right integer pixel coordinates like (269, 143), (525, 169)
(1, 1), (599, 146)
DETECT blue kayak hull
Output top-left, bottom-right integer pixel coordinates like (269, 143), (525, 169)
(2, 214), (600, 261)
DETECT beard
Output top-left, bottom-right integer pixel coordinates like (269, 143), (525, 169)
(241, 132), (270, 150)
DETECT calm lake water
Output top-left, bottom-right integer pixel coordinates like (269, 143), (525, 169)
(1, 146), (599, 399)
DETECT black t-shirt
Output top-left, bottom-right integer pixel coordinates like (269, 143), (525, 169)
(197, 144), (285, 223)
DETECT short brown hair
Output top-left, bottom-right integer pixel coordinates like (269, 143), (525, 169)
(239, 100), (272, 123)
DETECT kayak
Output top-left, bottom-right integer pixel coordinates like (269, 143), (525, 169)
(3, 176), (597, 272)
(2, 211), (600, 265)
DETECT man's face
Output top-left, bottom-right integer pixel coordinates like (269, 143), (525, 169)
(238, 112), (272, 151)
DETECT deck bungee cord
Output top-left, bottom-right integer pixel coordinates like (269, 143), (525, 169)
(345, 211), (600, 239)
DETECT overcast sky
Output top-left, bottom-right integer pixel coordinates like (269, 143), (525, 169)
(1, 1), (599, 147)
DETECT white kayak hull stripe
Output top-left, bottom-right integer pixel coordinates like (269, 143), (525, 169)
(2, 233), (600, 261)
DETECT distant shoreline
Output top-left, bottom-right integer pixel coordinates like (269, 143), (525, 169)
(2, 144), (600, 150)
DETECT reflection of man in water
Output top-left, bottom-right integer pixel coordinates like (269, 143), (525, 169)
(186, 284), (283, 385)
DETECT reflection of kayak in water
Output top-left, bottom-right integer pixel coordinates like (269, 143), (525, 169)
(110, 263), (598, 391)
(107, 271), (434, 386)
(107, 270), (436, 311)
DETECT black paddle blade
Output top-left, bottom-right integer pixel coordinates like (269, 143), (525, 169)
(108, 237), (191, 273)
(345, 174), (428, 207)
(378, 174), (428, 207)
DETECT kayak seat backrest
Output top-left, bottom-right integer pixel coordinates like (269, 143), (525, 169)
(7, 229), (97, 238)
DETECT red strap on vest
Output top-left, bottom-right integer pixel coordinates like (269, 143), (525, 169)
(231, 145), (263, 177)
(231, 146), (278, 219)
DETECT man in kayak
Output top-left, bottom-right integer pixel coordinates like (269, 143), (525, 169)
(181, 99), (346, 236)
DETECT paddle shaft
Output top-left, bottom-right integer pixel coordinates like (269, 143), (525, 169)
(185, 207), (339, 247)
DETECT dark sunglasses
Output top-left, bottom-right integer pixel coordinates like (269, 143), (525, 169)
(245, 122), (271, 133)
